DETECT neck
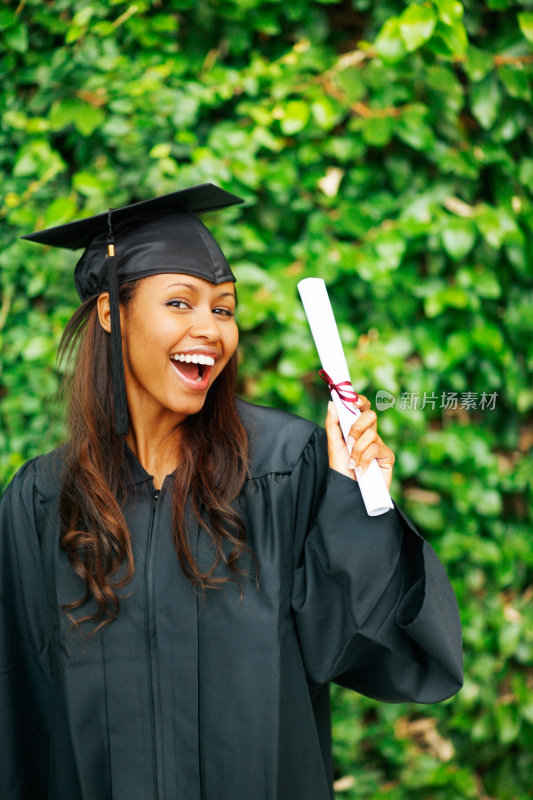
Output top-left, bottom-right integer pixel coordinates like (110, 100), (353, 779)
(126, 415), (184, 489)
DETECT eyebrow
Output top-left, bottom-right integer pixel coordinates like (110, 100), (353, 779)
(165, 282), (236, 300)
(166, 282), (195, 290)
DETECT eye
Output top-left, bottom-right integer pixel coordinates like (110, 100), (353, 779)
(166, 298), (190, 309)
(212, 306), (235, 317)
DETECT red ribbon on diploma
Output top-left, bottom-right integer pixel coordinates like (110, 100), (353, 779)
(319, 369), (359, 415)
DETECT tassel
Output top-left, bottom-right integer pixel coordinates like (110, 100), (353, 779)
(106, 209), (129, 436)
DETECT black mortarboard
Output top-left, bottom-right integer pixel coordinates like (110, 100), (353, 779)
(22, 182), (244, 436)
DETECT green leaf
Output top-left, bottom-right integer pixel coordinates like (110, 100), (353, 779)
(13, 151), (37, 178)
(0, 8), (17, 30)
(432, 18), (468, 58)
(280, 100), (310, 135)
(5, 22), (29, 52)
(74, 104), (105, 137)
(434, 0), (464, 26)
(495, 704), (521, 745)
(150, 143), (172, 158)
(521, 703), (533, 725)
(424, 285), (471, 317)
(65, 24), (85, 44)
(362, 116), (393, 146)
(518, 12), (533, 44)
(441, 217), (476, 260)
(399, 4), (437, 52)
(49, 97), (106, 137)
(171, 95), (199, 128)
(335, 67), (365, 102)
(457, 267), (501, 299)
(493, 110), (528, 142)
(72, 171), (107, 197)
(43, 196), (78, 228)
(72, 6), (95, 26)
(517, 388), (533, 412)
(13, 140), (64, 178)
(49, 100), (74, 130)
(471, 324), (505, 354)
(498, 65), (531, 100)
(151, 13), (180, 33)
(518, 156), (533, 186)
(49, 98), (105, 136)
(373, 229), (406, 269)
(22, 336), (52, 362)
(26, 275), (47, 299)
(396, 105), (435, 149)
(465, 47), (494, 82)
(311, 97), (337, 130)
(375, 18), (406, 63)
(471, 76), (502, 129)
(475, 205), (521, 249)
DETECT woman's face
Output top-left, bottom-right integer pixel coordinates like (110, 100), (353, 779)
(118, 273), (238, 427)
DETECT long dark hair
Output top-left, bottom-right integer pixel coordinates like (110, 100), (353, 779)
(58, 280), (251, 635)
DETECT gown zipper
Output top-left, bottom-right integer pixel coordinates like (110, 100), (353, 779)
(146, 488), (161, 798)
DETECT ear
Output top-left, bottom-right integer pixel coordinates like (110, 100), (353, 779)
(97, 293), (111, 333)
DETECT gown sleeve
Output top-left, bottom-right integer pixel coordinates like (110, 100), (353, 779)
(290, 428), (463, 703)
(0, 461), (53, 797)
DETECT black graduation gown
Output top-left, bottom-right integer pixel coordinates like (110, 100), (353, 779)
(0, 399), (462, 800)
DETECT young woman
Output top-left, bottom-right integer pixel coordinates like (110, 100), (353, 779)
(0, 184), (462, 800)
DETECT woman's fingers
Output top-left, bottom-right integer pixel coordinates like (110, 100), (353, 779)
(348, 427), (379, 469)
(347, 407), (377, 438)
(347, 425), (395, 489)
(350, 430), (395, 471)
(354, 393), (371, 413)
(325, 394), (396, 489)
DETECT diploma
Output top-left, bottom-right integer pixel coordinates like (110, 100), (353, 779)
(298, 278), (393, 517)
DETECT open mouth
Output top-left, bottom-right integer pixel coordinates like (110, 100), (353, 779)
(170, 353), (215, 388)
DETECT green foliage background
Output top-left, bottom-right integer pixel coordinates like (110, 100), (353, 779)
(1, 0), (532, 797)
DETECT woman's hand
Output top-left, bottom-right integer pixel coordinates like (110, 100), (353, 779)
(325, 395), (395, 490)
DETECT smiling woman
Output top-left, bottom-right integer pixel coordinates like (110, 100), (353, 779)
(0, 183), (463, 800)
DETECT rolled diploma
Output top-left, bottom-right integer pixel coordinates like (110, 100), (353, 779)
(298, 278), (393, 517)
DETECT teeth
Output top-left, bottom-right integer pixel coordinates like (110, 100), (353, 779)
(171, 354), (215, 366)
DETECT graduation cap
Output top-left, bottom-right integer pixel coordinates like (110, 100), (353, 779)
(22, 182), (245, 436)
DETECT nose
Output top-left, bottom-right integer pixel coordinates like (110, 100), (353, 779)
(188, 305), (221, 341)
